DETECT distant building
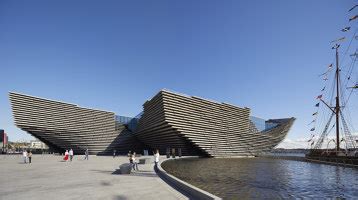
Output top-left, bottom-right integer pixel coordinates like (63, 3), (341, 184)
(30, 140), (48, 149)
(0, 129), (8, 153)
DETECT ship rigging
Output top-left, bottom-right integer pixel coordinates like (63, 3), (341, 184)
(306, 4), (358, 166)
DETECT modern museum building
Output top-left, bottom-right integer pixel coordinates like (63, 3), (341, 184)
(9, 90), (294, 157)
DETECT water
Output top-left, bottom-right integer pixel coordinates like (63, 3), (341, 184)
(162, 158), (358, 199)
(267, 152), (305, 157)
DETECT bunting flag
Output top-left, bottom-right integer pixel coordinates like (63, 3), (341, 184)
(348, 76), (351, 80)
(316, 94), (323, 99)
(312, 112), (318, 116)
(308, 119), (316, 125)
(319, 66), (333, 77)
(321, 86), (326, 91)
(349, 5), (358, 12)
(349, 83), (358, 88)
(315, 102), (320, 107)
(332, 44), (341, 49)
(311, 141), (315, 146)
(310, 128), (315, 131)
(341, 27), (351, 32)
(328, 63), (333, 69)
(323, 75), (328, 81)
(349, 15), (358, 21)
(331, 37), (345, 44)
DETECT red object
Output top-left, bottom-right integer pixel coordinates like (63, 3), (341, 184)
(316, 94), (323, 99)
(63, 155), (69, 161)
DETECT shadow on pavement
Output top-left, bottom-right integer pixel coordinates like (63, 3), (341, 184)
(90, 169), (158, 178)
(113, 195), (127, 200)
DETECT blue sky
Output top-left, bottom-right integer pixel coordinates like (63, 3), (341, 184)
(1, 0), (357, 143)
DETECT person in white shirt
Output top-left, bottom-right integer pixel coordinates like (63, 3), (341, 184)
(131, 152), (138, 171)
(69, 149), (74, 162)
(22, 150), (27, 163)
(154, 149), (160, 167)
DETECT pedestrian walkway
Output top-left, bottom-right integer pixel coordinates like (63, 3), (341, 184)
(0, 155), (188, 200)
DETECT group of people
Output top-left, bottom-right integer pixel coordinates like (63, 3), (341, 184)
(22, 150), (33, 164)
(20, 148), (160, 168)
(63, 149), (74, 161)
(62, 149), (89, 161)
(128, 149), (160, 171)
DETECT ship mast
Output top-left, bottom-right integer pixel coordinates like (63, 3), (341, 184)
(334, 45), (340, 151)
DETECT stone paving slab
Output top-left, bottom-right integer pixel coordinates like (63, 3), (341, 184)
(0, 155), (188, 200)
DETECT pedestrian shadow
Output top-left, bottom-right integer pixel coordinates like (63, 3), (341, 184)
(91, 169), (114, 174)
(100, 181), (112, 186)
(114, 170), (158, 178)
(91, 169), (158, 178)
(113, 195), (127, 200)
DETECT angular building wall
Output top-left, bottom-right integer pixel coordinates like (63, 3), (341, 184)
(135, 90), (295, 157)
(9, 90), (294, 157)
(9, 92), (142, 155)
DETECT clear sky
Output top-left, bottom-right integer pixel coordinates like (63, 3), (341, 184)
(1, 0), (357, 144)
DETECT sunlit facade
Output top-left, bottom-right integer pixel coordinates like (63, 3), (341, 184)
(9, 90), (294, 156)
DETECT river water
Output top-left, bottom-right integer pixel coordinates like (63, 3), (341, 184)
(162, 157), (358, 199)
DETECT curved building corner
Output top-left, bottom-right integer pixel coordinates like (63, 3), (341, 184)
(134, 90), (295, 157)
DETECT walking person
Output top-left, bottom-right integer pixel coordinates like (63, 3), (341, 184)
(69, 149), (74, 162)
(84, 148), (89, 160)
(132, 152), (139, 171)
(113, 150), (116, 158)
(22, 150), (27, 164)
(63, 150), (69, 161)
(28, 151), (32, 164)
(154, 149), (160, 167)
(129, 151), (133, 169)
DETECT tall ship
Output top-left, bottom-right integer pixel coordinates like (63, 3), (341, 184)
(306, 4), (358, 166)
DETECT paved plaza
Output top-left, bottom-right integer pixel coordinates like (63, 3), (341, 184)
(0, 155), (188, 200)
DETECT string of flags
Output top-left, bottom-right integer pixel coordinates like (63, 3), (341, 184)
(319, 64), (333, 81)
(309, 4), (358, 144)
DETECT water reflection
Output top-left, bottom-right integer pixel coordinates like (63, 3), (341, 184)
(162, 158), (358, 199)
